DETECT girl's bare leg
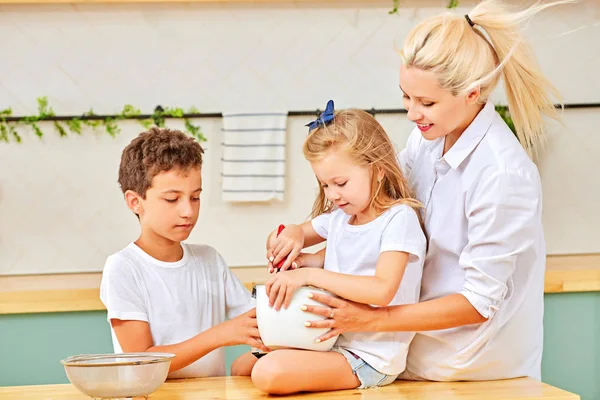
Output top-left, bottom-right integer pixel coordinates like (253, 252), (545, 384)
(251, 349), (360, 395)
(230, 352), (258, 376)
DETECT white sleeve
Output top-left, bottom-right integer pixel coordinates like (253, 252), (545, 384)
(380, 206), (426, 263)
(99, 256), (148, 322)
(217, 252), (254, 319)
(460, 170), (541, 319)
(311, 211), (334, 240)
(397, 127), (422, 177)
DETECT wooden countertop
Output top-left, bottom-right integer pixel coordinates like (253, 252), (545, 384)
(0, 254), (598, 315)
(0, 376), (580, 400)
(543, 254), (600, 293)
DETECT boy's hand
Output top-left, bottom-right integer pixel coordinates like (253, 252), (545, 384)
(220, 308), (270, 353)
(266, 224), (304, 272)
(265, 268), (311, 311)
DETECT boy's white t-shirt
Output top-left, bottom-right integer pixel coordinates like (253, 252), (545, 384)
(99, 242), (253, 379)
(311, 204), (426, 376)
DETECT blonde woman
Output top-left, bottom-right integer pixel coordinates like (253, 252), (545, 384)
(274, 0), (571, 383)
(252, 100), (427, 393)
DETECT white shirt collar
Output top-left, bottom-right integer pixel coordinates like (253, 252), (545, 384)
(443, 101), (496, 169)
(129, 242), (189, 268)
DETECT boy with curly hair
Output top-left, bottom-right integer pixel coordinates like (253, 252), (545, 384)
(100, 127), (266, 378)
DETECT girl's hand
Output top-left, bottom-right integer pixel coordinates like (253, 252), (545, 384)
(265, 269), (311, 311)
(291, 252), (325, 269)
(266, 224), (304, 272)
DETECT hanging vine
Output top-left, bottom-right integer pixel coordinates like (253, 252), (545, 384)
(0, 97), (206, 144)
(390, 0), (459, 15)
(495, 105), (515, 135)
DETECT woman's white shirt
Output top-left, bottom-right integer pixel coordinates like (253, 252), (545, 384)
(398, 101), (545, 381)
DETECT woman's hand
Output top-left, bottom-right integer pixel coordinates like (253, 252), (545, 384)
(265, 268), (311, 311)
(301, 292), (379, 342)
(266, 224), (304, 272)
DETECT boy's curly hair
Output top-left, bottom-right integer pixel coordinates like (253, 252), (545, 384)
(118, 127), (204, 198)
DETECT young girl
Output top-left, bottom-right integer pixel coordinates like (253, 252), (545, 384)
(250, 100), (427, 394)
(297, 0), (571, 383)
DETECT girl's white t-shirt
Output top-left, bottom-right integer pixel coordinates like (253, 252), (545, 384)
(312, 204), (426, 375)
(99, 242), (253, 379)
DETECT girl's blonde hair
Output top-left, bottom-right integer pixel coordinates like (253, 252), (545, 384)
(400, 0), (572, 156)
(303, 109), (423, 223)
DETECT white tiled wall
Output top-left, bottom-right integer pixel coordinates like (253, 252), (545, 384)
(0, 1), (599, 275)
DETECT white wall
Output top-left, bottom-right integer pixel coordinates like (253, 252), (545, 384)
(1, 1), (599, 275)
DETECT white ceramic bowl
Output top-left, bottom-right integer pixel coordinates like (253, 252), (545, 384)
(254, 284), (339, 352)
(60, 353), (174, 399)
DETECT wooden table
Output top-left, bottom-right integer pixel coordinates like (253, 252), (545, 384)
(0, 376), (580, 400)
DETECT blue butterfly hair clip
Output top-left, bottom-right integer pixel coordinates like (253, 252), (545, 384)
(306, 100), (335, 132)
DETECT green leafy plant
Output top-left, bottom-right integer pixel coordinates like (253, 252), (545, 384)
(495, 104), (516, 135)
(390, 0), (459, 14)
(0, 97), (206, 143)
(67, 118), (83, 135)
(0, 108), (20, 143)
(447, 0), (459, 9)
(82, 109), (102, 129)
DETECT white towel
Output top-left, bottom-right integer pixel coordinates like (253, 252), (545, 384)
(221, 112), (287, 202)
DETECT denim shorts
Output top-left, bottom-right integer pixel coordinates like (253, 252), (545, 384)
(332, 347), (398, 389)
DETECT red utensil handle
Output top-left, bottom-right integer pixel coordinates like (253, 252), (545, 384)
(275, 224), (287, 269)
(277, 224), (285, 237)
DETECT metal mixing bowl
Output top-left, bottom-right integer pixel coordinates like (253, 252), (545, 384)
(60, 353), (175, 399)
